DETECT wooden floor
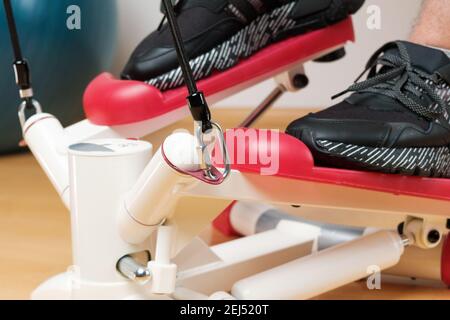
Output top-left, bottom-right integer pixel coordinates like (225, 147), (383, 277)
(0, 108), (449, 300)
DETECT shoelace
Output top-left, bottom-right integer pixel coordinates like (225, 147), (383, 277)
(333, 41), (447, 121)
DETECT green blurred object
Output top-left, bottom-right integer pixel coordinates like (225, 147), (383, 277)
(0, 0), (118, 154)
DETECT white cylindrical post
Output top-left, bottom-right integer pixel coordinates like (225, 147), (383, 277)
(232, 231), (405, 300)
(149, 225), (177, 295)
(155, 226), (175, 264)
(23, 113), (70, 207)
(68, 139), (153, 284)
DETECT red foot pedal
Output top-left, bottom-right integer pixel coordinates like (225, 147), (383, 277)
(83, 19), (355, 126)
(443, 236), (450, 286)
(219, 129), (450, 201)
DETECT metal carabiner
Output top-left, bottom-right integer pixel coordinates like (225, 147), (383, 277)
(18, 98), (42, 129)
(194, 121), (231, 183)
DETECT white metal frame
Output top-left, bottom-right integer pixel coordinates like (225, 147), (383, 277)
(18, 44), (449, 300)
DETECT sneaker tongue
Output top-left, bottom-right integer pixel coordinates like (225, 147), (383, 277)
(386, 41), (450, 74)
(348, 41), (450, 118)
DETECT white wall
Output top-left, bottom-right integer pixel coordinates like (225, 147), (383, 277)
(113, 0), (423, 108)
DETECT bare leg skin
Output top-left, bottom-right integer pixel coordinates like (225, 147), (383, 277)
(410, 0), (450, 50)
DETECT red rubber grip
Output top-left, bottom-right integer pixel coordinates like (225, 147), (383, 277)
(442, 235), (450, 287)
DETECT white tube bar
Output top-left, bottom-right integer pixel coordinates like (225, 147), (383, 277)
(119, 132), (200, 245)
(23, 113), (70, 208)
(232, 231), (405, 300)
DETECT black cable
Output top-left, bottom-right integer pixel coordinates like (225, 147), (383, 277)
(3, 0), (33, 97)
(161, 0), (212, 132)
(161, 0), (197, 95)
(3, 0), (23, 61)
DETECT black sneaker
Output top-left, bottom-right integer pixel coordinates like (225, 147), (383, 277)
(121, 0), (365, 91)
(287, 41), (450, 178)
